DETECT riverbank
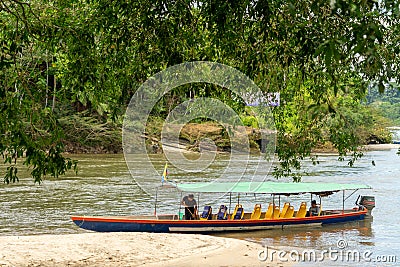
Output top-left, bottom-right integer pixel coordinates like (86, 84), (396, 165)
(61, 115), (396, 154)
(364, 143), (400, 150)
(0, 232), (289, 267)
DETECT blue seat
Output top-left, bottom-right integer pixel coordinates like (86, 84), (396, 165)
(217, 205), (228, 220)
(200, 205), (212, 220)
(233, 207), (244, 220)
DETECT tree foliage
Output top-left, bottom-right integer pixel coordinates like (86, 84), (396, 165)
(1, 0), (399, 183)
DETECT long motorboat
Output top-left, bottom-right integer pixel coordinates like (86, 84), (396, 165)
(71, 181), (375, 233)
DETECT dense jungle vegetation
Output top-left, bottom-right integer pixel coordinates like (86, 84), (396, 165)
(1, 0), (399, 183)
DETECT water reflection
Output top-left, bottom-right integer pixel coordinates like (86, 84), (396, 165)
(214, 218), (373, 248)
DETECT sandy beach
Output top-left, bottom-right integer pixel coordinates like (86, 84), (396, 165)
(0, 232), (290, 267)
(364, 143), (400, 150)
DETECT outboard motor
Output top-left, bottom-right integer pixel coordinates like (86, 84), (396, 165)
(356, 195), (375, 216)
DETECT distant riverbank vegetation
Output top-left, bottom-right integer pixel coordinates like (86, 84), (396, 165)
(1, 1), (399, 183)
(57, 84), (400, 155)
(367, 85), (400, 127)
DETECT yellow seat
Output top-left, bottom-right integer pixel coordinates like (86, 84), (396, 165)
(251, 204), (262, 220)
(264, 203), (274, 219)
(272, 206), (280, 219)
(279, 202), (290, 218)
(296, 202), (307, 218)
(231, 204), (243, 220)
(284, 206), (295, 218)
(318, 204), (322, 216)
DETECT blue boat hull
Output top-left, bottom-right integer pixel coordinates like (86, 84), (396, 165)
(72, 211), (366, 233)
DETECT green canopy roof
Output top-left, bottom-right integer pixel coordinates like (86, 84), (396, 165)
(176, 181), (371, 195)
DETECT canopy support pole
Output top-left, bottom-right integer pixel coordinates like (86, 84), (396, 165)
(179, 191), (183, 220)
(319, 195), (322, 216)
(278, 195), (280, 207)
(344, 189), (359, 201)
(237, 193), (240, 205)
(197, 193), (200, 219)
(154, 186), (158, 216)
(229, 192), (232, 215)
(342, 190), (345, 214)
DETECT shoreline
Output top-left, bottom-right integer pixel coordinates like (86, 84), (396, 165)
(364, 143), (400, 150)
(63, 143), (400, 157)
(0, 232), (290, 267)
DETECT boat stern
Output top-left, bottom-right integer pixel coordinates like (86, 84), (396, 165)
(357, 195), (375, 217)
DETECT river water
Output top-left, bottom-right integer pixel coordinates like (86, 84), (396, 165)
(1, 149), (399, 266)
